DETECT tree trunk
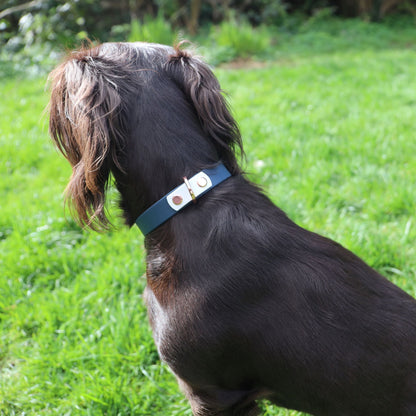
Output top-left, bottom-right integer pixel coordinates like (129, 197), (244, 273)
(188, 0), (201, 35)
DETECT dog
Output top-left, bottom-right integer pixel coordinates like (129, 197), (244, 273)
(48, 42), (416, 416)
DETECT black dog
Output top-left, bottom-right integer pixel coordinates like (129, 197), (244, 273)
(49, 42), (416, 416)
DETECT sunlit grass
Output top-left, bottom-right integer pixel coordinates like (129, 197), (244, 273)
(1, 20), (415, 415)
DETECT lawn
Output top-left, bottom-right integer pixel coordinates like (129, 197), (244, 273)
(1, 18), (415, 415)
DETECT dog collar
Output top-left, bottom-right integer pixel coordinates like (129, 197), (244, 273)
(136, 163), (231, 235)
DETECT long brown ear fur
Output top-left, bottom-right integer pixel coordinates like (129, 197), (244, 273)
(48, 45), (125, 230)
(166, 44), (244, 173)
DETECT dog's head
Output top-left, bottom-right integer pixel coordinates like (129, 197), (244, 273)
(49, 42), (243, 230)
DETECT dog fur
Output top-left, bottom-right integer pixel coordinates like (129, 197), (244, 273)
(49, 42), (416, 416)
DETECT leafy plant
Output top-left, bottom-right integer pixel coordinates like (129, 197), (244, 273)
(234, 0), (289, 26)
(128, 14), (178, 45)
(211, 17), (271, 59)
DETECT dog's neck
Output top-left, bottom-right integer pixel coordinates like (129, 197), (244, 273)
(113, 129), (225, 228)
(112, 77), (241, 230)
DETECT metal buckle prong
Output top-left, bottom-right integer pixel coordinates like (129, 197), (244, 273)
(183, 176), (197, 203)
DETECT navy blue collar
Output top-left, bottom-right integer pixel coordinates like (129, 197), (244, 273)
(135, 163), (231, 235)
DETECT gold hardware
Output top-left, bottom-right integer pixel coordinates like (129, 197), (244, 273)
(172, 195), (183, 205)
(183, 177), (197, 203)
(197, 177), (208, 188)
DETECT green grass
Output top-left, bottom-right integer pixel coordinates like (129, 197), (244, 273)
(1, 18), (416, 415)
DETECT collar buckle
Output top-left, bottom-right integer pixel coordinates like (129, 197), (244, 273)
(183, 177), (197, 203)
(135, 163), (231, 235)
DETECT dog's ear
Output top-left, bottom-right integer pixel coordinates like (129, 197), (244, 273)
(49, 45), (126, 230)
(166, 45), (244, 172)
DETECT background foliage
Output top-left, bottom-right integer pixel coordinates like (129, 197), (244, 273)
(1, 0), (416, 77)
(1, 0), (415, 57)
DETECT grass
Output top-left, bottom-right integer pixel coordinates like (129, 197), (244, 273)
(1, 18), (416, 415)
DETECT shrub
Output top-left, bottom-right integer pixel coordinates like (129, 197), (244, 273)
(211, 17), (271, 59)
(128, 14), (178, 45)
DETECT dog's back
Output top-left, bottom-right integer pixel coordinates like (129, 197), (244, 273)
(146, 175), (416, 415)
